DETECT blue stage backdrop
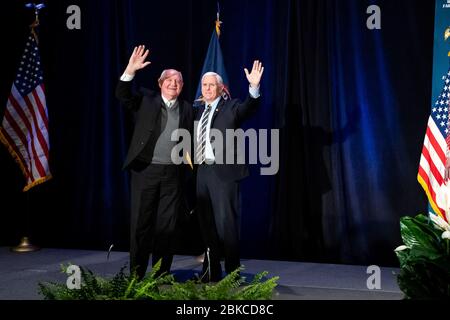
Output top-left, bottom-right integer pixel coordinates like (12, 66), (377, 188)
(0, 0), (434, 266)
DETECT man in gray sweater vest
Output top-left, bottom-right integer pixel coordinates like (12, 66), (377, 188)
(116, 45), (193, 279)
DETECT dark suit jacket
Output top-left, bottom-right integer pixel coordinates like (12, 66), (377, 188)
(115, 80), (194, 170)
(195, 95), (260, 182)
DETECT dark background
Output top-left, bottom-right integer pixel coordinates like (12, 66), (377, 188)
(0, 0), (433, 266)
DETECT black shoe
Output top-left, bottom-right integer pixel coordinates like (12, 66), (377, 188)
(132, 265), (146, 281)
(208, 275), (223, 283)
(136, 273), (145, 281)
(203, 272), (223, 283)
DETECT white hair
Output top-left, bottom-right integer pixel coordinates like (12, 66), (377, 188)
(201, 72), (224, 86)
(158, 69), (183, 86)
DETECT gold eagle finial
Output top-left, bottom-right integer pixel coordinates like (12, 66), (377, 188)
(445, 27), (450, 41)
(445, 27), (450, 57)
(215, 12), (222, 37)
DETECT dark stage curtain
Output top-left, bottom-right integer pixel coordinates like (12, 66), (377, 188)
(0, 0), (434, 266)
(270, 0), (433, 265)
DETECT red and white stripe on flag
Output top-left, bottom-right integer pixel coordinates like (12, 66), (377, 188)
(418, 116), (447, 221)
(0, 33), (51, 191)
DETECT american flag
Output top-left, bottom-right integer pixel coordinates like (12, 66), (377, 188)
(0, 32), (51, 191)
(418, 69), (450, 222)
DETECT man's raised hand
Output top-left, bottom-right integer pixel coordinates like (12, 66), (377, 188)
(244, 60), (264, 88)
(125, 45), (151, 75)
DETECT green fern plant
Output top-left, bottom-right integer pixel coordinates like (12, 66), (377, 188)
(38, 262), (278, 300)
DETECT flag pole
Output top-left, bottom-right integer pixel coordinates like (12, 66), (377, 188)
(11, 192), (40, 252)
(10, 3), (46, 254)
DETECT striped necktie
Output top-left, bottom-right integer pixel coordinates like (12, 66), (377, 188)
(196, 104), (212, 164)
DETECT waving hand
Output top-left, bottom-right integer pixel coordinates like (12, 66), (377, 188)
(125, 45), (151, 76)
(244, 60), (264, 88)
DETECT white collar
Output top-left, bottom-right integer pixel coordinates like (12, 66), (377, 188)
(161, 95), (177, 108)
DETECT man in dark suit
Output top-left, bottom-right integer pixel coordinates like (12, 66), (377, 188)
(116, 45), (193, 279)
(195, 61), (264, 282)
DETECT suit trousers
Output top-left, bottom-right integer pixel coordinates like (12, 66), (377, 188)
(196, 164), (241, 280)
(130, 163), (181, 279)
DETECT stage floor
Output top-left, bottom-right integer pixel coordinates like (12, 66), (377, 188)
(0, 247), (403, 300)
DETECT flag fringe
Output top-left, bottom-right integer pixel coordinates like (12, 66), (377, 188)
(0, 128), (29, 181)
(0, 127), (52, 192)
(417, 174), (447, 221)
(23, 175), (52, 192)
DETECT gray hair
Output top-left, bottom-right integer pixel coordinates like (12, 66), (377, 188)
(201, 72), (224, 86)
(158, 69), (183, 86)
